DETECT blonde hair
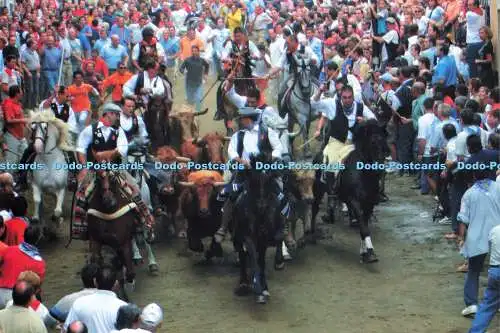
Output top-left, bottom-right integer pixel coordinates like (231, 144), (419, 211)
(17, 271), (41, 290)
(480, 26), (493, 40)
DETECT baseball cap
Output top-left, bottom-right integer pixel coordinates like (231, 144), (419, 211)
(141, 303), (163, 327)
(380, 72), (396, 83)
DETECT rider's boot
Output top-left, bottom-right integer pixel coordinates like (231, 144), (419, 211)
(215, 199), (233, 243)
(14, 146), (36, 192)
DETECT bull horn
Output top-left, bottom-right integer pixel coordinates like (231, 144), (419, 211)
(223, 136), (232, 141)
(194, 108), (209, 116)
(288, 127), (303, 139)
(178, 181), (195, 187)
(175, 156), (191, 163)
(213, 181), (229, 187)
(192, 137), (201, 144)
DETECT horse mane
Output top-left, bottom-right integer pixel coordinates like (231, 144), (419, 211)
(187, 171), (224, 184)
(29, 110), (75, 151)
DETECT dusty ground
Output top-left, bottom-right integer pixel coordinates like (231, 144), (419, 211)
(22, 79), (493, 332)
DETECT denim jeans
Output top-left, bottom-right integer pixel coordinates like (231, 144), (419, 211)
(185, 80), (203, 113)
(465, 253), (487, 307)
(451, 177), (467, 233)
(469, 267), (500, 332)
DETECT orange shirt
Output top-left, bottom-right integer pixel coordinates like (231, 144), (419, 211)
(67, 84), (94, 113)
(179, 37), (205, 61)
(82, 57), (109, 78)
(102, 71), (133, 102)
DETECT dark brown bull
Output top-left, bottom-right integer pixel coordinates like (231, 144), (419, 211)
(147, 146), (190, 238)
(178, 171), (227, 259)
(180, 132), (231, 165)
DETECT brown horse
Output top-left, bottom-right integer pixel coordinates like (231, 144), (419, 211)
(143, 93), (175, 152)
(86, 172), (139, 298)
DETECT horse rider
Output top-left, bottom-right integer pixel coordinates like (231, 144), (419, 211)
(222, 73), (291, 160)
(132, 27), (166, 72)
(221, 27), (261, 76)
(214, 107), (289, 244)
(14, 86), (79, 192)
(119, 96), (152, 211)
(122, 58), (173, 108)
(311, 85), (377, 221)
(73, 103), (154, 240)
(264, 34), (318, 106)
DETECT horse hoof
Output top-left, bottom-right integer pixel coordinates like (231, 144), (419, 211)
(256, 294), (268, 304)
(274, 261), (285, 270)
(361, 250), (379, 264)
(133, 258), (143, 266)
(234, 283), (252, 296)
(283, 253), (293, 261)
(148, 264), (159, 275)
(124, 280), (136, 294)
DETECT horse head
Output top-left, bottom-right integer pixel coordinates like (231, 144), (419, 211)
(296, 59), (313, 98)
(353, 118), (388, 163)
(29, 111), (71, 154)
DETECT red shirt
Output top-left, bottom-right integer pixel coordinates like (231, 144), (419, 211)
(73, 9), (87, 17)
(4, 217), (28, 246)
(0, 242), (7, 258)
(2, 98), (24, 139)
(0, 245), (46, 288)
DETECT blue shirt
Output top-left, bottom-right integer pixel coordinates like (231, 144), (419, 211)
(93, 38), (110, 54)
(109, 25), (131, 47)
(99, 44), (128, 70)
(160, 37), (180, 68)
(421, 47), (436, 67)
(78, 30), (91, 55)
(429, 118), (460, 151)
(458, 180), (500, 258)
(42, 47), (62, 70)
(308, 37), (323, 65)
(432, 55), (458, 87)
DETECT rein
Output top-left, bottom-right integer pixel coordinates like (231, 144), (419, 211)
(32, 122), (58, 155)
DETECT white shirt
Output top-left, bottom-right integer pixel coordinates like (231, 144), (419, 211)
(122, 72), (168, 104)
(197, 26), (214, 59)
(489, 224), (500, 266)
(225, 86), (288, 128)
(171, 9), (188, 31)
(63, 290), (127, 333)
(417, 112), (439, 156)
(380, 89), (401, 111)
(381, 30), (399, 62)
(120, 112), (148, 140)
(39, 98), (78, 134)
(454, 125), (489, 159)
(249, 11), (273, 31)
(276, 46), (318, 73)
(269, 36), (286, 68)
(76, 121), (129, 158)
(466, 10), (483, 44)
(446, 136), (457, 162)
(228, 123), (283, 161)
(337, 73), (363, 103)
(311, 96), (377, 141)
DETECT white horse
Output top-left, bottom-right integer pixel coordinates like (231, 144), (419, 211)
(29, 111), (73, 232)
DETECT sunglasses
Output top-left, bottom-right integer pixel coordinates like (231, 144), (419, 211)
(119, 66), (126, 69)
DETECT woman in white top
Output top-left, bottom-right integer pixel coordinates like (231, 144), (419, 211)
(465, 0), (485, 77)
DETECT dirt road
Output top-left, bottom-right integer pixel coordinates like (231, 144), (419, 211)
(33, 79), (482, 332)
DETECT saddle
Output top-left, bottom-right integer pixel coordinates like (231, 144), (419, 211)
(322, 138), (355, 176)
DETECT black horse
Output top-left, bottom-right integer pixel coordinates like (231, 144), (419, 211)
(231, 154), (285, 304)
(311, 119), (388, 263)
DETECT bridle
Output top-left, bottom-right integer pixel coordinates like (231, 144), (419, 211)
(31, 121), (57, 154)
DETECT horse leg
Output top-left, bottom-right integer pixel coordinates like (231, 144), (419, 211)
(144, 238), (159, 275)
(274, 238), (285, 270)
(348, 199), (378, 264)
(243, 236), (263, 298)
(234, 240), (251, 296)
(131, 237), (143, 264)
(32, 184), (42, 224)
(122, 241), (137, 296)
(52, 187), (65, 228)
(258, 241), (270, 304)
